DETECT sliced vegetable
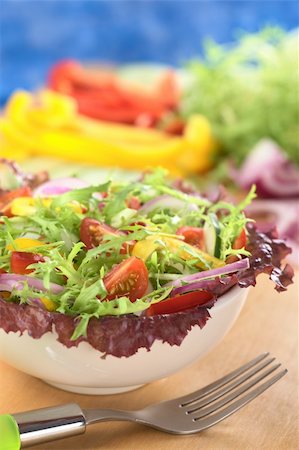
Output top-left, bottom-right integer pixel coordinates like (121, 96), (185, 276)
(7, 238), (43, 251)
(226, 228), (247, 264)
(127, 196), (141, 210)
(10, 251), (44, 275)
(0, 186), (32, 216)
(166, 258), (250, 289)
(40, 297), (57, 311)
(176, 226), (205, 250)
(104, 256), (148, 301)
(133, 235), (225, 269)
(204, 213), (221, 258)
(80, 218), (131, 253)
(146, 290), (214, 315)
(233, 228), (247, 250)
(48, 60), (180, 124)
(0, 273), (64, 294)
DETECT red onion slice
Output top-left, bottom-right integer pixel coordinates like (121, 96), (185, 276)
(140, 195), (198, 213)
(165, 258), (250, 289)
(33, 177), (89, 197)
(171, 276), (233, 296)
(0, 273), (64, 294)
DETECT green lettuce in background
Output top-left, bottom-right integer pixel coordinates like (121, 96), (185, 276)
(181, 27), (299, 165)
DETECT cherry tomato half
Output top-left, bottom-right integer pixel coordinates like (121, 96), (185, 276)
(233, 228), (247, 249)
(127, 196), (141, 210)
(146, 290), (214, 316)
(80, 217), (132, 253)
(0, 186), (32, 217)
(10, 251), (44, 275)
(176, 226), (205, 250)
(226, 228), (247, 264)
(104, 256), (148, 302)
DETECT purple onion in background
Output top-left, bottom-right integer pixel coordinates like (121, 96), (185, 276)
(231, 139), (299, 199)
(231, 139), (299, 265)
(33, 177), (89, 197)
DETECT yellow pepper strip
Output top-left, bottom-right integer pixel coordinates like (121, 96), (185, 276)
(1, 115), (184, 171)
(132, 238), (159, 261)
(2, 89), (216, 174)
(5, 91), (41, 137)
(40, 297), (57, 312)
(7, 238), (43, 251)
(0, 117), (37, 150)
(0, 145), (29, 161)
(5, 90), (75, 130)
(27, 90), (77, 128)
(132, 235), (225, 270)
(76, 116), (170, 145)
(180, 114), (217, 173)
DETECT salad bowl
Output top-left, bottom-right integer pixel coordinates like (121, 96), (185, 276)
(0, 285), (248, 394)
(0, 160), (293, 395)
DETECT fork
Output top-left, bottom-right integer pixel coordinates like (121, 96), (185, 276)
(1, 353), (287, 449)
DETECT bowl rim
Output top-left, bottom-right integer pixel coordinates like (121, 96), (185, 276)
(210, 284), (245, 311)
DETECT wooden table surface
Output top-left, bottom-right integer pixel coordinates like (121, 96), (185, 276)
(0, 273), (298, 450)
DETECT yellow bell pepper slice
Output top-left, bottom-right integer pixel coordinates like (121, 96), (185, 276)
(132, 235), (224, 270)
(0, 144), (29, 161)
(7, 196), (83, 216)
(76, 116), (170, 145)
(40, 297), (57, 312)
(5, 90), (75, 130)
(8, 197), (52, 216)
(7, 238), (43, 251)
(180, 114), (217, 173)
(33, 130), (184, 169)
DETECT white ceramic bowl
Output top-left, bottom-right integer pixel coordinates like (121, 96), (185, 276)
(0, 286), (249, 395)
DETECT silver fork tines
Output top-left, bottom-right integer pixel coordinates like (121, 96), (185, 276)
(186, 357), (277, 415)
(180, 352), (270, 407)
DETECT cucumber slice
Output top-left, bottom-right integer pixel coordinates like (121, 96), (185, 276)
(204, 213), (221, 258)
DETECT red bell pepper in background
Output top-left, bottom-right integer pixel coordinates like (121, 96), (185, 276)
(48, 60), (180, 125)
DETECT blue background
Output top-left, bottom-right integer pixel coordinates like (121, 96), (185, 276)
(1, 0), (298, 105)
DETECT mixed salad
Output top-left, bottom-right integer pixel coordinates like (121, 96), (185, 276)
(0, 160), (293, 356)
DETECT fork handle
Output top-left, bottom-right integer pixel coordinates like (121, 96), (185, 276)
(1, 403), (86, 449)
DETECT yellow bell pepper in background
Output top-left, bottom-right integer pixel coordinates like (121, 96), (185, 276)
(0, 144), (29, 161)
(180, 114), (217, 172)
(132, 235), (224, 269)
(1, 90), (217, 175)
